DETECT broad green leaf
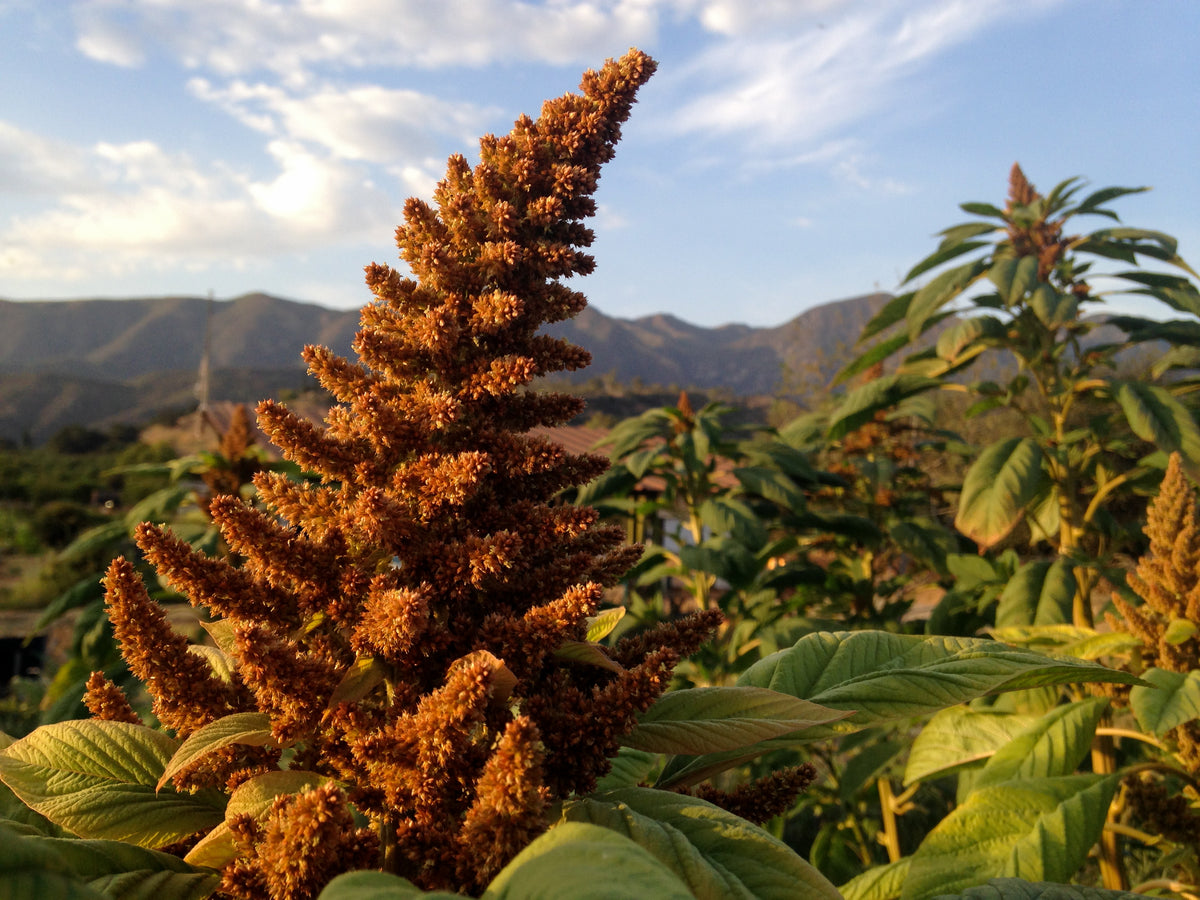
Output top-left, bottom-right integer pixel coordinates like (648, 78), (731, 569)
(659, 632), (1139, 789)
(565, 788), (842, 900)
(1028, 285), (1076, 329)
(733, 466), (807, 511)
(623, 686), (849, 755)
(586, 606), (626, 643)
(826, 374), (942, 441)
(0, 720), (224, 848)
(935, 878), (1146, 899)
(1073, 185), (1148, 217)
(1113, 381), (1200, 464)
(988, 256), (1039, 306)
(9, 829), (218, 900)
(935, 316), (1005, 364)
(553, 640), (624, 674)
(835, 333), (911, 385)
(595, 747), (659, 792)
(901, 774), (1121, 900)
(987, 625), (1140, 661)
(187, 644), (236, 685)
(995, 560), (1075, 628)
(158, 712), (276, 790)
(186, 769), (332, 868)
(1164, 617), (1198, 644)
(860, 291), (913, 341)
(960, 201), (1006, 219)
(318, 870), (464, 898)
(328, 655), (387, 707)
(955, 438), (1045, 548)
(905, 707), (1037, 785)
(0, 822), (107, 900)
(1130, 668), (1200, 736)
(908, 259), (989, 339)
(904, 239), (989, 283)
(699, 496), (766, 545)
(973, 698), (1107, 790)
(486, 821), (694, 900)
(839, 858), (910, 900)
(198, 619), (239, 657)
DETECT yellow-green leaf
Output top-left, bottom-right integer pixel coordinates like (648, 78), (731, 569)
(955, 438), (1045, 548)
(0, 720), (224, 848)
(157, 712), (277, 791)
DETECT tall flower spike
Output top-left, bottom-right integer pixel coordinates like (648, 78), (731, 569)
(95, 50), (720, 895)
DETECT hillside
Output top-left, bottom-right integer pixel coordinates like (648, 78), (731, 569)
(0, 291), (890, 443)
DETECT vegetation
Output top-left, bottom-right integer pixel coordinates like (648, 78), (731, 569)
(1, 51), (1200, 900)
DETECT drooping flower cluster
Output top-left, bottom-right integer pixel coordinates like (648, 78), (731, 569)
(90, 49), (720, 896)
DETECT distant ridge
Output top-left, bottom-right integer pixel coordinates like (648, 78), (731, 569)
(0, 291), (890, 442)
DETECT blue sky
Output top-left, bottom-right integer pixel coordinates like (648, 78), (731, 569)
(1, 0), (1197, 327)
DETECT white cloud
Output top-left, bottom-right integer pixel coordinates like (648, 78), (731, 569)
(72, 0), (663, 78)
(189, 78), (495, 166)
(0, 122), (93, 194)
(662, 0), (1064, 151)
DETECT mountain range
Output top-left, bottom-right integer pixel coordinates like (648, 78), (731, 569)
(0, 291), (890, 443)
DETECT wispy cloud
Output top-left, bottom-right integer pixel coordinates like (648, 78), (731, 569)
(72, 0), (662, 78)
(660, 0), (1064, 155)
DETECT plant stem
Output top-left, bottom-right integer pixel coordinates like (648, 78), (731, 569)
(876, 777), (903, 864)
(1092, 732), (1127, 890)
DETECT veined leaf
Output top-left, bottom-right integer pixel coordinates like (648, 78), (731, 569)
(988, 257), (1040, 306)
(657, 632), (1140, 789)
(0, 822), (107, 900)
(1028, 285), (1077, 330)
(317, 870), (467, 899)
(0, 720), (224, 848)
(187, 770), (332, 869)
(900, 773), (1121, 900)
(973, 698), (1107, 790)
(486, 821), (694, 900)
(1113, 381), (1200, 466)
(932, 878), (1148, 899)
(6, 829), (219, 900)
(826, 374), (942, 441)
(995, 560), (1075, 628)
(623, 686), (849, 755)
(157, 712), (277, 791)
(904, 239), (989, 284)
(836, 333), (911, 385)
(595, 747), (659, 792)
(585, 606), (626, 643)
(905, 707), (1038, 785)
(839, 858), (910, 900)
(1130, 668), (1200, 736)
(955, 438), (1045, 548)
(328, 656), (387, 708)
(860, 292), (913, 341)
(935, 316), (1006, 364)
(565, 788), (842, 900)
(907, 258), (989, 339)
(554, 640), (624, 674)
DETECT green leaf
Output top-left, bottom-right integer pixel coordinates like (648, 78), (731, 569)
(1130, 668), (1200, 736)
(839, 858), (910, 900)
(904, 240), (989, 284)
(1073, 185), (1148, 218)
(836, 333), (911, 385)
(1028, 285), (1076, 330)
(733, 466), (807, 512)
(935, 316), (1006, 364)
(318, 870), (464, 898)
(860, 292), (913, 341)
(907, 259), (989, 339)
(960, 202), (1006, 219)
(157, 712), (277, 791)
(328, 656), (387, 707)
(902, 774), (1120, 900)
(995, 560), (1076, 629)
(987, 257), (1039, 306)
(955, 438), (1045, 548)
(827, 374), (942, 441)
(973, 698), (1107, 790)
(658, 632), (1140, 790)
(624, 686), (849, 756)
(1113, 381), (1200, 466)
(585, 606), (626, 643)
(486, 821), (694, 900)
(595, 747), (659, 792)
(0, 720), (224, 848)
(905, 707), (1038, 785)
(553, 640), (624, 674)
(9, 829), (219, 900)
(1164, 617), (1199, 645)
(0, 822), (107, 900)
(934, 879), (1145, 899)
(565, 788), (842, 900)
(186, 769), (332, 869)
